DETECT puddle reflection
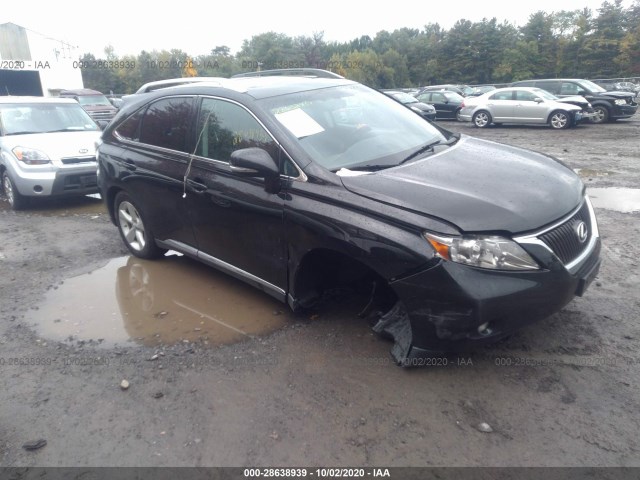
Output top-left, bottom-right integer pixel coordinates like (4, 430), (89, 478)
(0, 194), (106, 216)
(588, 187), (640, 213)
(30, 255), (290, 347)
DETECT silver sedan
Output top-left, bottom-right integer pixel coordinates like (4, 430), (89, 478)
(458, 87), (584, 129)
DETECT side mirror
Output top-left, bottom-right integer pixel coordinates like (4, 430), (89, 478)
(533, 97), (544, 103)
(230, 148), (279, 178)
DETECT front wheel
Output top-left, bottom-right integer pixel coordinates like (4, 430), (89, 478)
(114, 192), (166, 259)
(590, 105), (610, 124)
(2, 171), (28, 210)
(549, 110), (571, 129)
(472, 110), (491, 128)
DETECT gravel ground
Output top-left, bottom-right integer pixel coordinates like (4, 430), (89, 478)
(0, 114), (639, 468)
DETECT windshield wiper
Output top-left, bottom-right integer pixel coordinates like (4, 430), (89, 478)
(47, 127), (88, 133)
(398, 139), (443, 166)
(337, 164), (393, 172)
(6, 130), (40, 135)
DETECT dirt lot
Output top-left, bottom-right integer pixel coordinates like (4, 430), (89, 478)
(0, 115), (639, 469)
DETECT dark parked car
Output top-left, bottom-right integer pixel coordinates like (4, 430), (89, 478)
(418, 84), (474, 97)
(383, 90), (437, 120)
(97, 72), (601, 365)
(510, 79), (638, 123)
(414, 90), (465, 120)
(58, 88), (118, 124)
(467, 85), (497, 97)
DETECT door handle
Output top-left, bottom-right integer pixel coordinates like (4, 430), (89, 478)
(186, 178), (207, 193)
(123, 159), (136, 171)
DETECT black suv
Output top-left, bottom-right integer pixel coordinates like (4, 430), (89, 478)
(510, 79), (638, 123)
(97, 71), (601, 365)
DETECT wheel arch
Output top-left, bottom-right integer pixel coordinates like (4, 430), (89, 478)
(289, 247), (399, 311)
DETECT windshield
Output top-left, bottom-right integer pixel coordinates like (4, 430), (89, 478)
(0, 103), (99, 135)
(77, 95), (113, 107)
(577, 80), (606, 93)
(260, 84), (446, 171)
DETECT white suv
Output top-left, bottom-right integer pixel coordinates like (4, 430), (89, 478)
(0, 97), (102, 209)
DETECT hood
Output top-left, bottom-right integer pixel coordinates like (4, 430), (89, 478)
(597, 90), (635, 100)
(339, 136), (583, 234)
(1, 131), (101, 161)
(557, 95), (590, 107)
(410, 102), (436, 112)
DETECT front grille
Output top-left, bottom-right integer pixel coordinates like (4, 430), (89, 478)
(538, 201), (592, 265)
(63, 173), (97, 190)
(88, 111), (115, 121)
(61, 156), (96, 165)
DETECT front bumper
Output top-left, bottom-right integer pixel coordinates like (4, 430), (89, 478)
(10, 163), (98, 197)
(611, 103), (638, 119)
(375, 197), (602, 364)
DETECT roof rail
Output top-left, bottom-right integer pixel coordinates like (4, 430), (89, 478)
(232, 68), (344, 79)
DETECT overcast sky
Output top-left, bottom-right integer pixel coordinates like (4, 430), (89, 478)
(1, 0), (632, 57)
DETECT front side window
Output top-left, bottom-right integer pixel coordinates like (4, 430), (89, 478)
(195, 98), (278, 164)
(515, 91), (537, 101)
(139, 97), (193, 152)
(560, 82), (580, 95)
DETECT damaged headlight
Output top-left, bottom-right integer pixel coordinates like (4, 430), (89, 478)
(424, 233), (540, 271)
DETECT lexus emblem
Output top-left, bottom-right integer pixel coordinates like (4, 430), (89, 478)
(575, 221), (588, 243)
(79, 148), (88, 154)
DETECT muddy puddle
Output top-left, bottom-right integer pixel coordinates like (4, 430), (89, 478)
(588, 187), (640, 213)
(29, 254), (291, 348)
(0, 194), (106, 216)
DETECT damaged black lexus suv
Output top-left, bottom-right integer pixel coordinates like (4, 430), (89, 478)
(97, 70), (601, 365)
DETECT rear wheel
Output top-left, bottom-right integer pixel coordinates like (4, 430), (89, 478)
(549, 110), (571, 129)
(2, 171), (28, 210)
(590, 105), (610, 124)
(455, 108), (462, 121)
(472, 110), (491, 128)
(114, 192), (166, 259)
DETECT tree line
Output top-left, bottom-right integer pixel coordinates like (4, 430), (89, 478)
(81, 0), (640, 93)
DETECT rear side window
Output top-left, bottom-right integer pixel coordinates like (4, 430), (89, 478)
(114, 109), (144, 141)
(139, 97), (193, 152)
(490, 91), (513, 100)
(195, 98), (279, 164)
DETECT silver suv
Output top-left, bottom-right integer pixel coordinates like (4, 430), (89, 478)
(0, 97), (102, 209)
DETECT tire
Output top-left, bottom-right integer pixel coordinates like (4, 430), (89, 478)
(549, 110), (571, 129)
(114, 192), (166, 259)
(590, 105), (610, 124)
(472, 110), (491, 128)
(455, 108), (462, 121)
(2, 171), (28, 210)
